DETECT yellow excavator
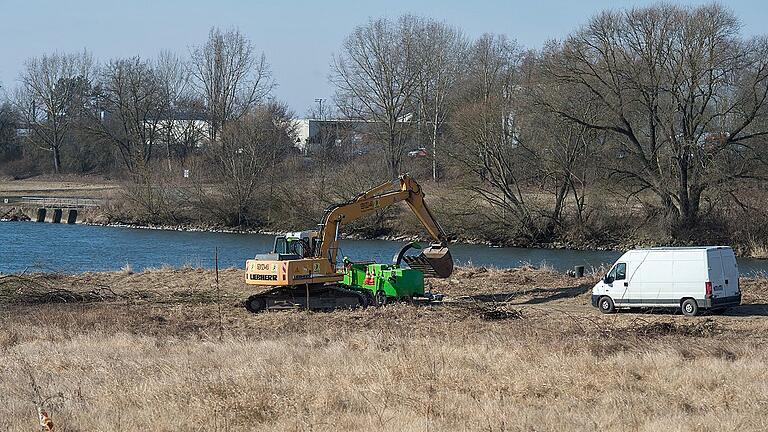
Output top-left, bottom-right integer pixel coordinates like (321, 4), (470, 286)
(244, 174), (453, 312)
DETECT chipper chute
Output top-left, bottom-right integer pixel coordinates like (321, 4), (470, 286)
(396, 242), (454, 278)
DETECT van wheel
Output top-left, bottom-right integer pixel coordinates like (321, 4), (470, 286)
(599, 296), (615, 314)
(681, 299), (699, 316)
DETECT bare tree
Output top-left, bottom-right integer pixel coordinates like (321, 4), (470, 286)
(155, 51), (194, 171)
(89, 57), (166, 174)
(0, 102), (20, 163)
(449, 35), (541, 237)
(449, 39), (604, 240)
(190, 27), (273, 143)
(415, 21), (467, 181)
(519, 69), (603, 231)
(541, 4), (768, 229)
(195, 101), (296, 226)
(15, 51), (94, 173)
(332, 15), (425, 178)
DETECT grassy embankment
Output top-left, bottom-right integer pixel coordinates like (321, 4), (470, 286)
(0, 176), (119, 198)
(1, 266), (768, 431)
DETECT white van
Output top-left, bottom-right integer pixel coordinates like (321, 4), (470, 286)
(592, 246), (741, 316)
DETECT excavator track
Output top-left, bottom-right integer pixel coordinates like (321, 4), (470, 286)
(245, 284), (368, 313)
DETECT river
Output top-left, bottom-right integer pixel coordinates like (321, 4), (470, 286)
(1, 221), (767, 276)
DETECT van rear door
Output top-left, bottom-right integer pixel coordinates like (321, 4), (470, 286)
(706, 249), (727, 300)
(719, 248), (740, 298)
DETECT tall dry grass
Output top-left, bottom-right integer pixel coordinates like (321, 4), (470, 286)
(2, 323), (768, 431)
(1, 268), (767, 431)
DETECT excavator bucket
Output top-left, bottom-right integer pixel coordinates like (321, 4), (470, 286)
(403, 245), (454, 278)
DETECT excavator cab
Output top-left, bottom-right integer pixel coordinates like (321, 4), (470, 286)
(272, 231), (320, 259)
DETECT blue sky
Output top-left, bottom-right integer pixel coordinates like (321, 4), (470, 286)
(1, 0), (766, 115)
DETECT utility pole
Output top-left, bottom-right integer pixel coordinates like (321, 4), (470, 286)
(314, 97), (327, 200)
(314, 98), (324, 119)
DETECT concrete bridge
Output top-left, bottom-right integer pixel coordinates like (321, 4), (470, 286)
(1, 196), (103, 224)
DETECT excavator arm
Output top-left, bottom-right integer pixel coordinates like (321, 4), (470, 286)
(316, 174), (453, 277)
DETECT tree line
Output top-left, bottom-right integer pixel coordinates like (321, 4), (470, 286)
(2, 4), (768, 250)
(332, 4), (768, 241)
(3, 28), (278, 175)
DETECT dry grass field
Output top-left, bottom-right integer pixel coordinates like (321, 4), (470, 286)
(1, 266), (768, 431)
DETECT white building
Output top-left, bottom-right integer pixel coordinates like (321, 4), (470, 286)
(292, 118), (379, 154)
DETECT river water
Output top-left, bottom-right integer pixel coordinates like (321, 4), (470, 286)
(1, 221), (767, 276)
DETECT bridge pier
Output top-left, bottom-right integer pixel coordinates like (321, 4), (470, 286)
(36, 208), (46, 223)
(52, 209), (63, 223)
(67, 209), (78, 224)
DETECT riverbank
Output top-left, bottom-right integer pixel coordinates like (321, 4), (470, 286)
(0, 209), (736, 252)
(0, 206), (621, 252)
(2, 174), (768, 258)
(1, 267), (768, 430)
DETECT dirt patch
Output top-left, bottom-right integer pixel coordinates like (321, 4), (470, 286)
(477, 305), (524, 321)
(631, 318), (722, 337)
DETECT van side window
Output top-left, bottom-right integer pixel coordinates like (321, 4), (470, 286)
(615, 263), (626, 280)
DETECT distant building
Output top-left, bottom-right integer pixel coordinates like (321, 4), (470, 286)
(293, 118), (418, 156)
(146, 110), (211, 149)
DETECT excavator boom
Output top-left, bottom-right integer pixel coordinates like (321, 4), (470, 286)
(315, 174), (452, 276)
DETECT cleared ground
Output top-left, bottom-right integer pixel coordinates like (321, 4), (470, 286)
(1, 266), (767, 431)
